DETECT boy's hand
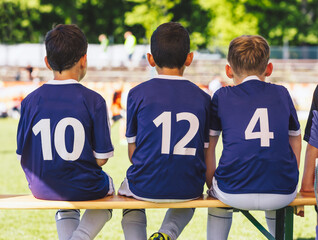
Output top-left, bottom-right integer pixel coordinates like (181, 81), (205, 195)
(300, 184), (314, 193)
(96, 158), (108, 167)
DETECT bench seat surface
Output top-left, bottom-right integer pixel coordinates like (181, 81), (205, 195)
(0, 192), (314, 210)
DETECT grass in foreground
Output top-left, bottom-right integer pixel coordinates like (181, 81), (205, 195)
(0, 118), (315, 239)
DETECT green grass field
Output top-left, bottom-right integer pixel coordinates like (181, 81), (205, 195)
(0, 118), (315, 239)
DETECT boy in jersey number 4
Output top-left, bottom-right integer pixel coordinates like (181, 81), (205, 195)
(118, 22), (211, 240)
(206, 35), (301, 239)
(16, 24), (114, 240)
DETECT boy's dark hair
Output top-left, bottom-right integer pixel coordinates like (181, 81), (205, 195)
(45, 24), (88, 73)
(151, 22), (190, 69)
(227, 35), (270, 77)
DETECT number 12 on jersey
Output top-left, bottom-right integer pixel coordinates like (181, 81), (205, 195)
(153, 111), (199, 156)
(245, 108), (274, 147)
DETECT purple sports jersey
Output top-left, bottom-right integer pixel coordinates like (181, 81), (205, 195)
(304, 85), (318, 147)
(125, 75), (211, 199)
(16, 79), (114, 201)
(210, 76), (300, 195)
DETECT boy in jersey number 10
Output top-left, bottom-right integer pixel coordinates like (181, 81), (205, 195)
(206, 35), (301, 239)
(118, 22), (211, 240)
(16, 24), (114, 240)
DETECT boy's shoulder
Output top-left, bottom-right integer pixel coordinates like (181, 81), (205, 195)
(130, 76), (209, 96)
(22, 80), (105, 105)
(216, 80), (288, 96)
(21, 83), (46, 104)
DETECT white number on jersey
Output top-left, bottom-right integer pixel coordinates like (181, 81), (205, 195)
(32, 117), (85, 161)
(245, 108), (274, 147)
(153, 111), (199, 156)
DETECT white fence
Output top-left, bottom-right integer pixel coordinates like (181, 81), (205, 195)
(0, 44), (150, 68)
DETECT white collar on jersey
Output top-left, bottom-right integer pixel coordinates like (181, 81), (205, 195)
(45, 79), (80, 85)
(154, 75), (187, 81)
(242, 75), (260, 83)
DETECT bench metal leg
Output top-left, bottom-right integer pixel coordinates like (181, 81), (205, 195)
(275, 207), (293, 240)
(284, 207), (294, 240)
(240, 207), (294, 240)
(275, 208), (285, 240)
(241, 210), (275, 240)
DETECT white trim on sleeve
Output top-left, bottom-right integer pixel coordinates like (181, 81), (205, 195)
(127, 136), (136, 143)
(17, 154), (21, 161)
(210, 129), (221, 136)
(93, 151), (114, 159)
(289, 129), (301, 136)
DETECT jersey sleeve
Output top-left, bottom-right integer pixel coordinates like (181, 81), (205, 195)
(286, 89), (301, 136)
(210, 93), (222, 136)
(204, 98), (212, 148)
(92, 100), (114, 159)
(307, 110), (318, 148)
(304, 85), (318, 142)
(16, 100), (26, 161)
(125, 90), (138, 143)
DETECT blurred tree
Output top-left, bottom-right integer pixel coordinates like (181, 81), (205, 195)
(197, 0), (259, 51)
(1, 0), (318, 47)
(244, 0), (307, 46)
(171, 0), (211, 50)
(0, 0), (43, 43)
(125, 0), (181, 41)
(39, 0), (144, 44)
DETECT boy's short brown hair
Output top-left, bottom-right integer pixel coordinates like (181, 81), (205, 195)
(45, 24), (87, 73)
(151, 22), (190, 69)
(227, 35), (270, 77)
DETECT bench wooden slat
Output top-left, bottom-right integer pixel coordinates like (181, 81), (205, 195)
(288, 192), (316, 206)
(0, 192), (314, 210)
(0, 195), (229, 209)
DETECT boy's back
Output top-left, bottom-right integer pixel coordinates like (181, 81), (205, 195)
(211, 78), (299, 194)
(17, 80), (113, 200)
(206, 35), (301, 240)
(16, 24), (115, 240)
(126, 76), (211, 199)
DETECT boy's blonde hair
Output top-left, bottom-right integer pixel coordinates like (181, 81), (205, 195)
(227, 35), (270, 77)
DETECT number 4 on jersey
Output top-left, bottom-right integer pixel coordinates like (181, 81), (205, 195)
(245, 108), (274, 147)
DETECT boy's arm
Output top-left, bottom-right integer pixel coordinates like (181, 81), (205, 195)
(128, 143), (136, 164)
(96, 158), (108, 167)
(300, 143), (318, 192)
(289, 134), (301, 168)
(93, 100), (114, 167)
(205, 135), (219, 189)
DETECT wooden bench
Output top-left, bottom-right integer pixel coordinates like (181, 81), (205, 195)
(0, 192), (315, 240)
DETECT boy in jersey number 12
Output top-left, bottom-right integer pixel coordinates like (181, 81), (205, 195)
(206, 35), (301, 239)
(118, 22), (211, 240)
(16, 24), (114, 240)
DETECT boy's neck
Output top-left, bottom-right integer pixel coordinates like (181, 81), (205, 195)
(52, 69), (82, 82)
(53, 75), (79, 81)
(50, 59), (86, 82)
(155, 66), (185, 77)
(233, 74), (266, 85)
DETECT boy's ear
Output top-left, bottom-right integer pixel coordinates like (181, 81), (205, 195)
(147, 53), (156, 67)
(44, 56), (52, 70)
(225, 64), (233, 78)
(265, 62), (273, 77)
(184, 52), (194, 66)
(80, 54), (87, 69)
